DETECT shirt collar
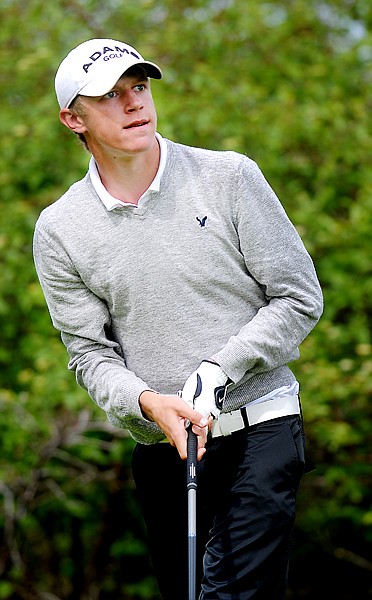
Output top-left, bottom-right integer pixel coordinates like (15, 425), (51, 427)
(88, 132), (167, 211)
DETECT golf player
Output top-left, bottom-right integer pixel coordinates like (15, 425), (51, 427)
(33, 38), (323, 599)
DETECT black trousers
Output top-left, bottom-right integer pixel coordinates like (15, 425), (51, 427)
(132, 415), (306, 600)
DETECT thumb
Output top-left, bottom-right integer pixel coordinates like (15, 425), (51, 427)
(189, 409), (208, 428)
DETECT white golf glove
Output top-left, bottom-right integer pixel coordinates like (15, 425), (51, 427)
(181, 360), (230, 419)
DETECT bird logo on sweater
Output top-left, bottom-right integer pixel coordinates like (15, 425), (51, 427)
(196, 216), (208, 227)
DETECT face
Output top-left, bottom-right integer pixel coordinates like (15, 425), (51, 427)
(65, 72), (158, 160)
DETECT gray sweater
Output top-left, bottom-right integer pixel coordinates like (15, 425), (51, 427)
(33, 139), (323, 444)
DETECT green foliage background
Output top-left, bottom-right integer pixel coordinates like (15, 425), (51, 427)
(0, 0), (371, 598)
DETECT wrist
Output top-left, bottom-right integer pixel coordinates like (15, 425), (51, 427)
(138, 389), (159, 422)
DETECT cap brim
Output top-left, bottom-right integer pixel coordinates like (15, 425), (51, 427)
(79, 60), (162, 99)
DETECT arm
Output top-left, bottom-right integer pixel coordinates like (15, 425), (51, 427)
(33, 221), (208, 451)
(33, 222), (160, 443)
(182, 157), (323, 413)
(212, 158), (323, 385)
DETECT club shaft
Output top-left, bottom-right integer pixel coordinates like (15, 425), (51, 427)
(187, 427), (198, 600)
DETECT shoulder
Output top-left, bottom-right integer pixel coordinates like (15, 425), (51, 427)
(35, 174), (99, 232)
(165, 138), (257, 171)
(162, 139), (264, 193)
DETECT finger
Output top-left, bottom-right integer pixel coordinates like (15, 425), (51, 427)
(171, 424), (188, 461)
(176, 440), (187, 461)
(177, 397), (207, 424)
(197, 447), (206, 461)
(192, 423), (208, 436)
(187, 409), (208, 428)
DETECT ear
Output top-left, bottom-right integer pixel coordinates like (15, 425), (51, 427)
(59, 108), (87, 133)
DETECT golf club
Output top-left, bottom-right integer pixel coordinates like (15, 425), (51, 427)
(186, 424), (198, 600)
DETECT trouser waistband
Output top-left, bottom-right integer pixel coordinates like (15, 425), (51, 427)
(211, 395), (300, 438)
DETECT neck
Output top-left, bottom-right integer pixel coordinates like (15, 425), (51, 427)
(93, 138), (160, 205)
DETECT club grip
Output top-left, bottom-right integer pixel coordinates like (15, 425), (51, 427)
(187, 426), (198, 491)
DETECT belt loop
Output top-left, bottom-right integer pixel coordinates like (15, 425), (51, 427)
(299, 394), (304, 421)
(240, 407), (250, 429)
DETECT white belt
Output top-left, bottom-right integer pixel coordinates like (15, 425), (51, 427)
(211, 395), (300, 438)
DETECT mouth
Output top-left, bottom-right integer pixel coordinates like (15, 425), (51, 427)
(124, 119), (150, 129)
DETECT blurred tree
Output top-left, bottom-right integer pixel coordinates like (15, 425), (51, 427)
(0, 0), (371, 598)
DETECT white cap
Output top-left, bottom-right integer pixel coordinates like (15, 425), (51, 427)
(55, 38), (162, 108)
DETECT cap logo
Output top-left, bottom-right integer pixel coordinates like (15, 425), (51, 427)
(82, 45), (141, 73)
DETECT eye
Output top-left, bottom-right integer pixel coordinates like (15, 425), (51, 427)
(103, 90), (118, 99)
(134, 84), (146, 92)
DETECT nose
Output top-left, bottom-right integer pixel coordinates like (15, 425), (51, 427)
(125, 90), (143, 112)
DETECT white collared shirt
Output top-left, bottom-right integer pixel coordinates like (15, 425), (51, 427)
(88, 132), (167, 210)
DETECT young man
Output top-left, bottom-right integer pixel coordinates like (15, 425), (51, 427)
(33, 38), (323, 599)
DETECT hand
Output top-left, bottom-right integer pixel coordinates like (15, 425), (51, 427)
(139, 390), (209, 461)
(181, 360), (230, 420)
